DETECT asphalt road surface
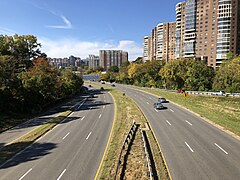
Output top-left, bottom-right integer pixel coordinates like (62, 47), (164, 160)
(0, 88), (114, 180)
(115, 83), (240, 180)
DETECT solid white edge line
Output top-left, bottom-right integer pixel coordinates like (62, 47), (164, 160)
(185, 120), (193, 126)
(99, 114), (102, 119)
(185, 141), (194, 152)
(166, 120), (172, 126)
(62, 132), (70, 140)
(86, 132), (92, 140)
(57, 169), (66, 180)
(81, 116), (85, 121)
(103, 106), (105, 109)
(147, 102), (149, 105)
(170, 109), (174, 112)
(214, 143), (228, 154)
(19, 168), (32, 180)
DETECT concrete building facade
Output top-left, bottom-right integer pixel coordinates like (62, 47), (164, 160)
(89, 54), (99, 70)
(99, 50), (128, 71)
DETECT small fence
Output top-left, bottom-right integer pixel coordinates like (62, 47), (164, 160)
(114, 120), (138, 180)
(140, 129), (154, 180)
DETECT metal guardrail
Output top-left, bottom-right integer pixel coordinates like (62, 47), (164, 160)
(140, 129), (153, 180)
(114, 120), (137, 180)
(186, 91), (240, 97)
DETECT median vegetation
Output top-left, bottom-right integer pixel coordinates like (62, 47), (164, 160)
(0, 110), (72, 165)
(139, 88), (240, 137)
(96, 88), (169, 179)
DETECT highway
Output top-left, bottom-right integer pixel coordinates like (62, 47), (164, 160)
(115, 84), (240, 180)
(0, 88), (114, 180)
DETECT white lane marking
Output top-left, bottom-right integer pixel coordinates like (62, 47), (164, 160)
(215, 143), (228, 154)
(103, 105), (105, 109)
(62, 132), (70, 140)
(155, 109), (158, 112)
(19, 168), (32, 180)
(57, 169), (66, 180)
(185, 142), (194, 152)
(185, 120), (192, 126)
(166, 120), (172, 126)
(90, 107), (92, 109)
(170, 109), (174, 112)
(86, 132), (92, 140)
(99, 114), (102, 119)
(81, 116), (85, 121)
(147, 102), (149, 105)
(149, 97), (152, 99)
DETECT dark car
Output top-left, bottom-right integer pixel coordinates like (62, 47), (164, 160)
(100, 87), (104, 90)
(154, 102), (165, 110)
(158, 98), (167, 103)
(88, 84), (92, 87)
(111, 84), (115, 87)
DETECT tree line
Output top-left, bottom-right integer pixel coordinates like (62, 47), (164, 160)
(0, 35), (83, 115)
(101, 56), (240, 93)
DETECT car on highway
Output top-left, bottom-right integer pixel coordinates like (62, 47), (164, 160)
(111, 84), (115, 87)
(158, 97), (167, 103)
(100, 87), (104, 90)
(154, 102), (165, 110)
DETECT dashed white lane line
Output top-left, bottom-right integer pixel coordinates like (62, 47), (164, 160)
(166, 120), (172, 126)
(147, 102), (149, 105)
(57, 169), (66, 180)
(99, 114), (102, 119)
(86, 132), (92, 140)
(170, 109), (174, 112)
(62, 132), (70, 140)
(149, 97), (152, 100)
(185, 142), (194, 152)
(215, 143), (228, 154)
(103, 105), (105, 109)
(185, 120), (192, 126)
(19, 168), (32, 180)
(90, 107), (92, 110)
(81, 116), (85, 121)
(155, 109), (158, 112)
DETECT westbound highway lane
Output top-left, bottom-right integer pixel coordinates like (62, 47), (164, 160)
(0, 88), (114, 180)
(115, 84), (240, 180)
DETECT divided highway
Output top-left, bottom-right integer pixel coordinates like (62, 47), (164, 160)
(0, 88), (114, 180)
(115, 84), (240, 180)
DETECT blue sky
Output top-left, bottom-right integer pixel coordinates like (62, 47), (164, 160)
(0, 0), (180, 60)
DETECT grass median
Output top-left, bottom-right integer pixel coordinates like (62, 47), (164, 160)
(96, 88), (169, 180)
(0, 110), (72, 165)
(137, 87), (240, 137)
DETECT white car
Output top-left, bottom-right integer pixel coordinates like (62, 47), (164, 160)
(212, 91), (225, 96)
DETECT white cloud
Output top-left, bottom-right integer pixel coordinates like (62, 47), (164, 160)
(39, 38), (142, 60)
(0, 27), (16, 35)
(46, 15), (72, 29)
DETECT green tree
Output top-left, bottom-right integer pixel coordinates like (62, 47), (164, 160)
(213, 57), (240, 93)
(108, 66), (119, 73)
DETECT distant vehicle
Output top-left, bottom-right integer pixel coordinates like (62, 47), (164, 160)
(101, 81), (105, 84)
(158, 98), (167, 103)
(212, 90), (225, 96)
(100, 87), (104, 90)
(177, 89), (185, 93)
(154, 102), (165, 110)
(111, 84), (115, 87)
(89, 94), (94, 98)
(88, 84), (92, 87)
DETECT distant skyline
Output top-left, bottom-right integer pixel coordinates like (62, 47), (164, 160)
(0, 0), (181, 60)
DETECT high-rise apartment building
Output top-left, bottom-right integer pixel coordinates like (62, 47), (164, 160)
(99, 50), (128, 71)
(143, 36), (150, 62)
(145, 22), (176, 62)
(175, 2), (186, 59)
(143, 0), (240, 67)
(89, 54), (99, 70)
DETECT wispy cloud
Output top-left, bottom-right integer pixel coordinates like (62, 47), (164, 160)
(0, 27), (16, 35)
(46, 15), (72, 29)
(39, 38), (142, 60)
(31, 3), (72, 29)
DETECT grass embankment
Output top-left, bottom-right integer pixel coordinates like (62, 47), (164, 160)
(97, 88), (169, 180)
(140, 88), (240, 136)
(0, 110), (71, 164)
